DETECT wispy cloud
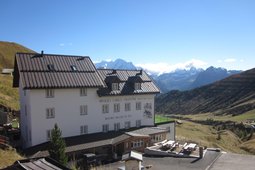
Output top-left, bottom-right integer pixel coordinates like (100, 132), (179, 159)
(224, 58), (236, 63)
(136, 59), (207, 75)
(59, 42), (73, 47)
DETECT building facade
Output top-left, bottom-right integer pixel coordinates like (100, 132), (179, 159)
(13, 53), (160, 148)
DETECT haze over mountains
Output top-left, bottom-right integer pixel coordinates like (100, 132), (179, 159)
(95, 59), (242, 92)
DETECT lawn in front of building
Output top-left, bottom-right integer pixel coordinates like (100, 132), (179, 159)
(155, 114), (173, 124)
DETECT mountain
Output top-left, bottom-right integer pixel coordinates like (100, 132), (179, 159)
(95, 59), (241, 93)
(154, 67), (203, 92)
(190, 66), (242, 89)
(155, 68), (255, 115)
(0, 41), (34, 110)
(95, 58), (137, 70)
(0, 41), (35, 70)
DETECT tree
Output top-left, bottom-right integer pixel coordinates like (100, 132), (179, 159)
(48, 123), (68, 165)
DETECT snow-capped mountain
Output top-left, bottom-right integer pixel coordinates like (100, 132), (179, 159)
(94, 59), (241, 93)
(95, 58), (137, 70)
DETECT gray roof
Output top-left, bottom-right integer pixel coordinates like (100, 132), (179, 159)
(13, 53), (105, 89)
(127, 127), (168, 136)
(97, 69), (160, 96)
(13, 53), (160, 95)
(5, 157), (70, 170)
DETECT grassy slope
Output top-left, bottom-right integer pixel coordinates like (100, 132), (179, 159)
(241, 139), (255, 153)
(0, 74), (19, 110)
(0, 41), (34, 110)
(0, 149), (24, 168)
(0, 41), (34, 70)
(178, 110), (255, 122)
(176, 120), (248, 154)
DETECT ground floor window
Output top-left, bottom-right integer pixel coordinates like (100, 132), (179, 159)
(46, 130), (51, 141)
(131, 140), (144, 148)
(136, 120), (141, 127)
(125, 121), (131, 129)
(152, 134), (165, 142)
(114, 123), (120, 131)
(80, 125), (88, 135)
(102, 124), (109, 132)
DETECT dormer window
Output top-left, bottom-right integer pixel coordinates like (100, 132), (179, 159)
(71, 65), (77, 71)
(47, 64), (55, 71)
(134, 82), (141, 90)
(112, 83), (119, 91)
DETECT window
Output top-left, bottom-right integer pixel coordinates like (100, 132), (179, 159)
(80, 125), (88, 135)
(134, 83), (141, 90)
(136, 102), (141, 110)
(46, 130), (51, 140)
(112, 83), (119, 91)
(46, 89), (54, 98)
(46, 108), (55, 119)
(152, 134), (164, 142)
(125, 121), (131, 129)
(114, 103), (120, 112)
(114, 123), (120, 131)
(125, 103), (131, 111)
(80, 105), (88, 115)
(47, 64), (55, 71)
(71, 65), (77, 71)
(131, 140), (144, 149)
(80, 88), (87, 96)
(102, 124), (109, 132)
(102, 104), (109, 113)
(144, 103), (152, 109)
(136, 120), (141, 127)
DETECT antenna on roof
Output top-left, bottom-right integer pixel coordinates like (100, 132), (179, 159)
(41, 50), (44, 57)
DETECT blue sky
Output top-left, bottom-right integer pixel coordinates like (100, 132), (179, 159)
(1, 0), (255, 73)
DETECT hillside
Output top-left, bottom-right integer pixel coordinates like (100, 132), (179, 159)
(0, 41), (34, 110)
(155, 68), (255, 115)
(0, 41), (34, 70)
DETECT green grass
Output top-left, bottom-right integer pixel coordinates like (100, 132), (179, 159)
(11, 119), (19, 128)
(155, 114), (173, 124)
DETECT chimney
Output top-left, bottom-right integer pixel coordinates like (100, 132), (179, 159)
(140, 70), (143, 75)
(136, 70), (143, 76)
(112, 70), (117, 74)
(41, 50), (44, 57)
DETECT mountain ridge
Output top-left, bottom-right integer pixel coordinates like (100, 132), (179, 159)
(155, 67), (255, 115)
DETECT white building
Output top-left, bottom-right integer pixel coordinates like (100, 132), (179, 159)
(13, 53), (160, 148)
